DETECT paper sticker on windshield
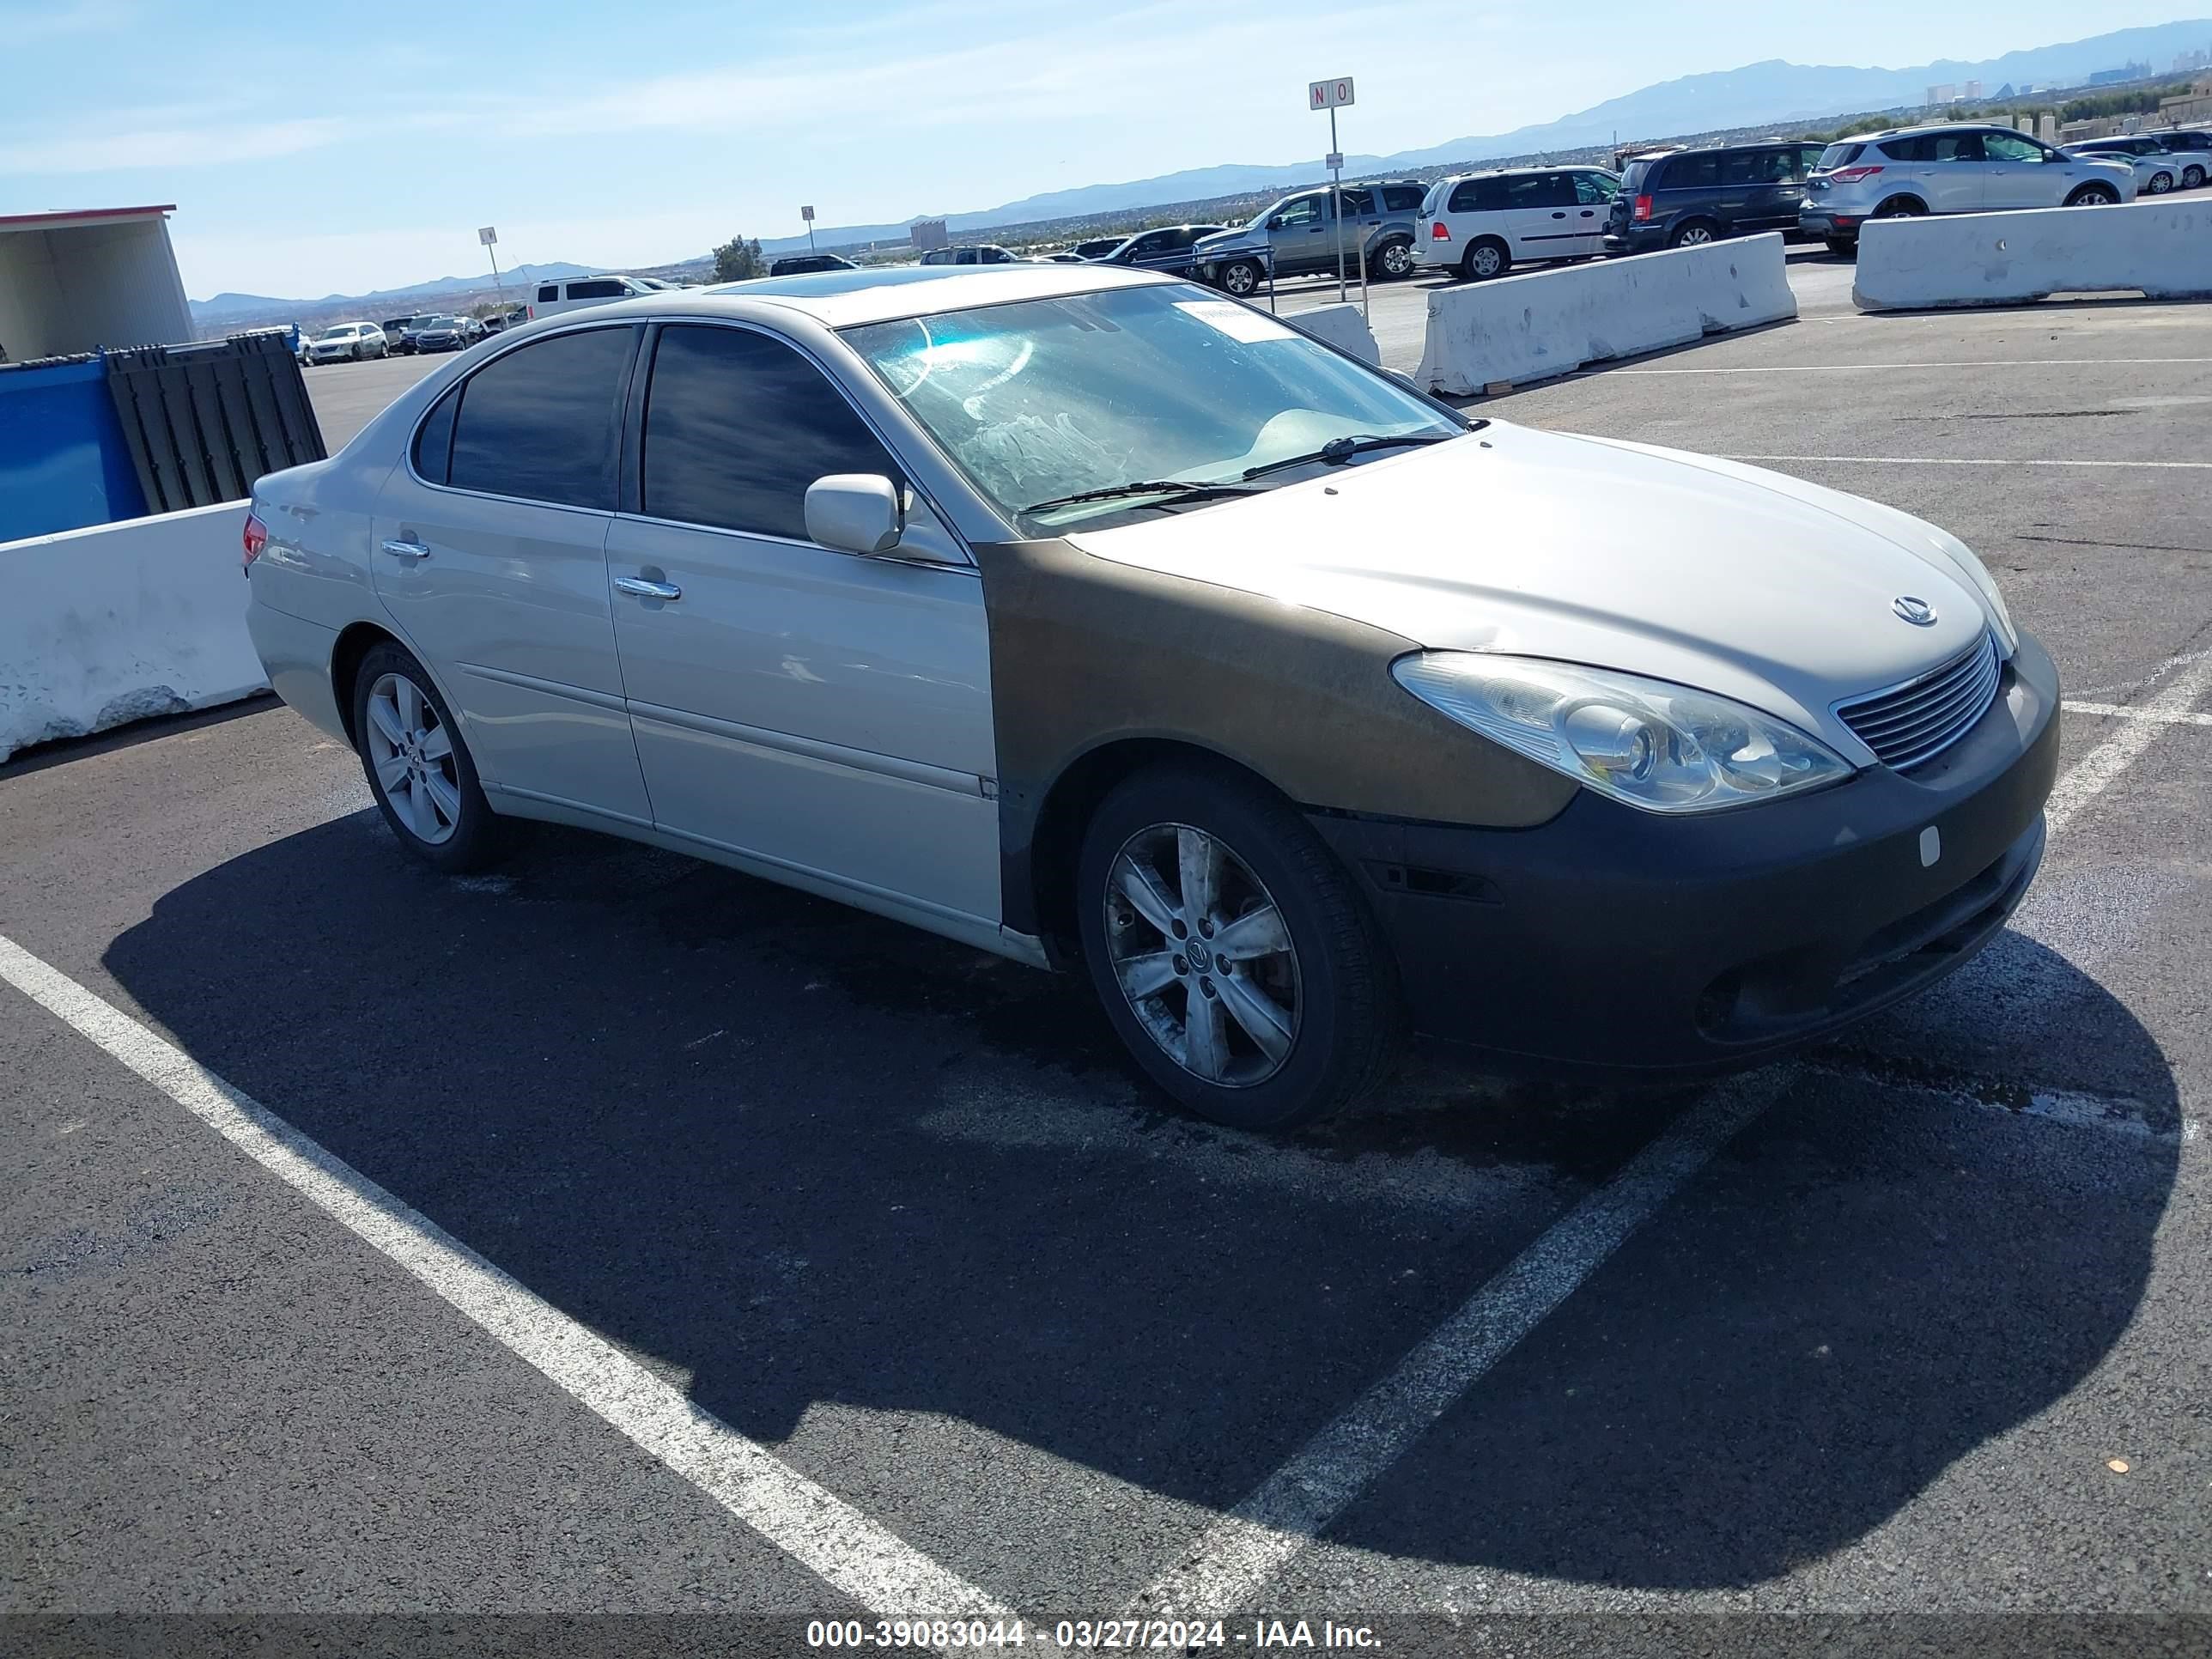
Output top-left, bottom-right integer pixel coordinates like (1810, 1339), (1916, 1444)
(1175, 300), (1299, 343)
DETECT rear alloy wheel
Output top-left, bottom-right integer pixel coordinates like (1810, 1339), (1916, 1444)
(1669, 220), (1718, 248)
(1462, 238), (1510, 281)
(1875, 198), (1925, 221)
(2067, 184), (2119, 207)
(1371, 238), (1415, 280)
(2148, 171), (2173, 194)
(353, 643), (503, 872)
(1219, 258), (1262, 297)
(1076, 767), (1401, 1130)
(2185, 165), (2206, 190)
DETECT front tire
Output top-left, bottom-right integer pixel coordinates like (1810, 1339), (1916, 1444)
(2148, 171), (2172, 194)
(351, 642), (503, 872)
(1075, 766), (1401, 1131)
(2184, 165), (2206, 191)
(1218, 258), (1262, 297)
(2066, 184), (2118, 206)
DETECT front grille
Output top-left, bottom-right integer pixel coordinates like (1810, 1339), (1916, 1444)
(1836, 632), (2001, 771)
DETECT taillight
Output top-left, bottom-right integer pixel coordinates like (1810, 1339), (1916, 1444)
(1632, 194), (1653, 222)
(526, 304), (535, 319)
(1830, 165), (1884, 184)
(242, 510), (268, 574)
(1429, 221), (1449, 240)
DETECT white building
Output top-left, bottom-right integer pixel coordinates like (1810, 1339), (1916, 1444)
(0, 204), (191, 363)
(1926, 83), (1956, 104)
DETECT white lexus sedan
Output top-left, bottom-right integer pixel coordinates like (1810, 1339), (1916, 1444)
(242, 264), (2056, 1129)
(303, 321), (389, 364)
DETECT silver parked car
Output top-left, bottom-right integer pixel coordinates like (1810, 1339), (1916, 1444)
(1192, 179), (1430, 295)
(1802, 124), (2134, 254)
(243, 264), (2054, 1129)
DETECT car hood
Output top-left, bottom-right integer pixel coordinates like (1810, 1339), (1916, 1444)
(1193, 226), (1263, 255)
(1061, 422), (2004, 758)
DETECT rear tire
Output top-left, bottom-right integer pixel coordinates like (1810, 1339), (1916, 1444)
(1074, 765), (1401, 1131)
(351, 642), (504, 873)
(1218, 258), (1262, 297)
(2185, 165), (2206, 190)
(1872, 197), (1926, 221)
(1460, 237), (1510, 281)
(1668, 219), (1719, 248)
(1825, 236), (1856, 258)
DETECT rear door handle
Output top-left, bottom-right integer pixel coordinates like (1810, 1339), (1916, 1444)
(380, 538), (428, 560)
(614, 576), (682, 602)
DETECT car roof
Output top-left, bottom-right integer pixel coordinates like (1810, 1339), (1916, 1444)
(1435, 161), (1615, 184)
(1844, 122), (2021, 143)
(646, 262), (1174, 327)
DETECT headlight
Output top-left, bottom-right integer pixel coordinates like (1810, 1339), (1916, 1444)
(1392, 653), (1853, 814)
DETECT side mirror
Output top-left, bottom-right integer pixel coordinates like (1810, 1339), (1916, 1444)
(1267, 215), (1285, 229)
(805, 474), (904, 555)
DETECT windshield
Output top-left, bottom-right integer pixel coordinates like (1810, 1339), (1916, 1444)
(842, 284), (1464, 532)
(317, 326), (356, 338)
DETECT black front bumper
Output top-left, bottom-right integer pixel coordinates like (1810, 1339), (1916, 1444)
(1308, 632), (2061, 1079)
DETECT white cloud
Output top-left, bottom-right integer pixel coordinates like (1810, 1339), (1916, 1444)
(0, 117), (354, 176)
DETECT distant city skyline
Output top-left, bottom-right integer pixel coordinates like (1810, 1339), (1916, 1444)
(1, 0), (2203, 299)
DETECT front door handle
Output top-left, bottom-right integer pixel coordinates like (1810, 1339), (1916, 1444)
(380, 538), (428, 560)
(1552, 210), (1567, 219)
(614, 576), (682, 602)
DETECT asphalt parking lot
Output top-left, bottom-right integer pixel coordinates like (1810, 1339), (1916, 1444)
(4, 262), (2209, 1656)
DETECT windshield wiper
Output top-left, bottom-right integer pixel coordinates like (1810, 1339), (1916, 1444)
(1241, 432), (1456, 481)
(1024, 478), (1265, 514)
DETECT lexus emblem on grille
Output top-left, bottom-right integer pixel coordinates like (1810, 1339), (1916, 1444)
(1892, 595), (1936, 626)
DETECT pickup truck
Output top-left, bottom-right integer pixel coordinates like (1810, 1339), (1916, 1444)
(1191, 179), (1430, 295)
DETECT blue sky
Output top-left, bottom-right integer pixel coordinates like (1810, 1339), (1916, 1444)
(0, 0), (2193, 299)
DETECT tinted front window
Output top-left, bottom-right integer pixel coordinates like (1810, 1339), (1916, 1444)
(1276, 193), (1327, 228)
(1982, 131), (2045, 162)
(1575, 172), (1618, 204)
(447, 326), (632, 509)
(1381, 185), (1425, 211)
(641, 325), (894, 542)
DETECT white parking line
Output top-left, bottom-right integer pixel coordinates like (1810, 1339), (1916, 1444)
(1129, 1066), (1793, 1618)
(2048, 652), (2212, 836)
(0, 934), (1012, 1622)
(1615, 359), (2212, 374)
(2063, 701), (2212, 728)
(1723, 455), (2212, 470)
(1130, 664), (2205, 1613)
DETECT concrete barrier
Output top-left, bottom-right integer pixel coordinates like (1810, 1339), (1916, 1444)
(1414, 234), (1796, 395)
(1285, 301), (1382, 365)
(1, 501), (265, 763)
(1854, 198), (2212, 311)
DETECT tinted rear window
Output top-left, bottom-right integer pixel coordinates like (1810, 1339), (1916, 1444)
(1380, 185), (1425, 211)
(447, 326), (633, 510)
(411, 385), (459, 483)
(567, 278), (629, 299)
(641, 325), (896, 542)
(1816, 143), (1864, 170)
(1657, 153), (1720, 190)
(1447, 177), (1509, 213)
(1620, 160), (1653, 192)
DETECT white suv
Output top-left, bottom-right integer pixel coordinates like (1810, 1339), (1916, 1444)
(1417, 167), (1620, 281)
(1801, 125), (2134, 254)
(526, 274), (662, 320)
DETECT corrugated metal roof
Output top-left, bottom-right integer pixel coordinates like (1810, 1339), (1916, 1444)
(0, 205), (177, 234)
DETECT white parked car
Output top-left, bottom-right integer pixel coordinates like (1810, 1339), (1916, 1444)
(526, 273), (664, 320)
(1802, 124), (2134, 253)
(2061, 140), (2186, 194)
(303, 322), (388, 364)
(1417, 166), (1620, 280)
(242, 264), (2053, 1130)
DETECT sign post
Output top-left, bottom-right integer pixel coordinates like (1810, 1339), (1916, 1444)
(801, 204), (817, 254)
(1308, 77), (1355, 304)
(477, 225), (507, 313)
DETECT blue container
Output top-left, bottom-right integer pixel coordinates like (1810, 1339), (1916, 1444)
(0, 356), (150, 544)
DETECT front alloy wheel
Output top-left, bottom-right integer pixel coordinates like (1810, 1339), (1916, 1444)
(1220, 259), (1261, 297)
(1105, 823), (1300, 1089)
(2148, 171), (2172, 194)
(2069, 185), (2118, 206)
(1076, 766), (1401, 1130)
(1374, 239), (1415, 279)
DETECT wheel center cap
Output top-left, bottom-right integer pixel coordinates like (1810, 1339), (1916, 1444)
(1186, 940), (1213, 973)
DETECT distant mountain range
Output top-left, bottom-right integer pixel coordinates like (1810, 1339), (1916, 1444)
(192, 20), (2209, 313)
(190, 263), (595, 323)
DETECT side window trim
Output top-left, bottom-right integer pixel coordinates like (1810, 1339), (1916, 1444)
(617, 315), (972, 566)
(403, 322), (643, 514)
